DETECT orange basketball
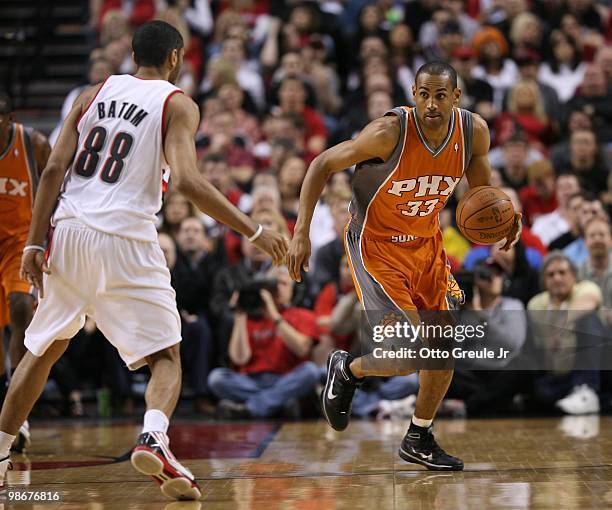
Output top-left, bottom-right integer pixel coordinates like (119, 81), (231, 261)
(456, 186), (515, 244)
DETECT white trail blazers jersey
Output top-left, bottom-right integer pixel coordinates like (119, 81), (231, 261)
(53, 74), (182, 242)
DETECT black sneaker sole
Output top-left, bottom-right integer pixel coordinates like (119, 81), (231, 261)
(321, 350), (348, 431)
(398, 446), (464, 471)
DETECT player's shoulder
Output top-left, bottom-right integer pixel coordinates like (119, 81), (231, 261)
(363, 111), (401, 141)
(463, 110), (488, 137)
(165, 91), (198, 118)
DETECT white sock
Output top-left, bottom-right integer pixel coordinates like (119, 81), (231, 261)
(142, 410), (169, 435)
(0, 431), (15, 458)
(412, 416), (433, 428)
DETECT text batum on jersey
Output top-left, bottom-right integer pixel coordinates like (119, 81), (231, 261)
(96, 101), (148, 127)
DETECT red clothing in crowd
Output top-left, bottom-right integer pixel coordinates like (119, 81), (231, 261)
(314, 283), (353, 352)
(301, 106), (327, 149)
(521, 226), (548, 256)
(519, 186), (557, 226)
(239, 308), (318, 375)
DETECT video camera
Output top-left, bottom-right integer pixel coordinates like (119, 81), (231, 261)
(236, 277), (278, 317)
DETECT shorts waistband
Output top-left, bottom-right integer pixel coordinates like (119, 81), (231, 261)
(54, 218), (89, 230)
(347, 220), (423, 243)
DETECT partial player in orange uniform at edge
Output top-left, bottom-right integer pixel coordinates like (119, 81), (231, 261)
(287, 62), (522, 471)
(0, 93), (51, 451)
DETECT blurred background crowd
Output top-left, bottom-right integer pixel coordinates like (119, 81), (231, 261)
(4, 0), (612, 422)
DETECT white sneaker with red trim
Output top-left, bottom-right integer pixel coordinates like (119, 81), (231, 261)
(131, 432), (201, 500)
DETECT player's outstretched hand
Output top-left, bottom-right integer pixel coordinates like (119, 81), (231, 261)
(20, 250), (51, 298)
(287, 233), (311, 282)
(501, 212), (522, 252)
(252, 229), (289, 266)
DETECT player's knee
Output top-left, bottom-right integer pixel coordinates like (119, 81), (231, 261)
(207, 368), (230, 394)
(9, 292), (34, 327)
(147, 343), (181, 370)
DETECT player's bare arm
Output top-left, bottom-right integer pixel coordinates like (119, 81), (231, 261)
(465, 112), (522, 251)
(20, 84), (100, 297)
(287, 115), (400, 281)
(30, 130), (51, 176)
(163, 92), (288, 265)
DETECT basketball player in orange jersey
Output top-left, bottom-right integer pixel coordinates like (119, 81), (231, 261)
(0, 93), (51, 452)
(288, 62), (521, 471)
(0, 21), (287, 500)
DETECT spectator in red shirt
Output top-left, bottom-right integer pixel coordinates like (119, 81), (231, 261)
(208, 267), (320, 419)
(276, 77), (327, 155)
(519, 159), (558, 226)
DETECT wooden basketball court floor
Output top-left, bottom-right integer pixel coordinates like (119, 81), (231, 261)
(3, 416), (612, 509)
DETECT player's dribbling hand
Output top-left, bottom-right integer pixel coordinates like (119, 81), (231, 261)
(287, 234), (310, 282)
(252, 229), (289, 266)
(501, 212), (522, 252)
(20, 250), (51, 298)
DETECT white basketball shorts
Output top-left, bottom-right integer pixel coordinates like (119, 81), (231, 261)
(25, 219), (181, 370)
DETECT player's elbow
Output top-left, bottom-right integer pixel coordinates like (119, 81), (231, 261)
(172, 171), (199, 199)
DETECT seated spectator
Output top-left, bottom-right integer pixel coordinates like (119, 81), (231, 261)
(549, 191), (585, 250)
(159, 191), (198, 240)
(312, 254), (359, 365)
(278, 155), (307, 220)
(511, 48), (561, 123)
(207, 266), (320, 419)
(528, 252), (606, 414)
(472, 26), (519, 112)
(312, 192), (351, 294)
(493, 129), (530, 189)
(550, 128), (609, 198)
(197, 109), (256, 188)
(532, 174), (581, 247)
(451, 46), (495, 123)
(450, 259), (528, 416)
(463, 241), (541, 305)
(496, 79), (552, 149)
(200, 82), (261, 146)
(566, 63), (612, 144)
(510, 11), (543, 53)
(210, 209), (289, 352)
(500, 187), (547, 256)
(578, 216), (612, 327)
(274, 76), (327, 156)
(159, 231), (217, 414)
(564, 195), (608, 265)
(198, 153), (246, 210)
(519, 159), (557, 227)
(538, 30), (586, 103)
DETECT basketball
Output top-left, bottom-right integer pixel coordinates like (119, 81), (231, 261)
(456, 186), (515, 244)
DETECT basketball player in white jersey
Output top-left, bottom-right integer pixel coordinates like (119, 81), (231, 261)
(0, 21), (288, 501)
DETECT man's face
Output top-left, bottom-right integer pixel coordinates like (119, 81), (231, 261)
(475, 267), (504, 297)
(504, 141), (528, 173)
(359, 37), (388, 59)
(273, 271), (294, 307)
(412, 73), (459, 131)
(281, 53), (303, 76)
(567, 195), (584, 228)
(451, 56), (475, 79)
(581, 64), (606, 96)
(278, 80), (305, 110)
(534, 173), (556, 198)
(556, 175), (580, 206)
(331, 199), (350, 232)
(578, 200), (604, 231)
(570, 131), (597, 162)
(367, 91), (392, 120)
(544, 259), (575, 301)
(221, 39), (244, 64)
(584, 220), (611, 258)
(177, 218), (207, 253)
(202, 160), (230, 190)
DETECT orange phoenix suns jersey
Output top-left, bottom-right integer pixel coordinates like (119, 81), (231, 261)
(0, 123), (38, 240)
(349, 107), (474, 240)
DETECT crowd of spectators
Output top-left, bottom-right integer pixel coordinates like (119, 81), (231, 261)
(39, 0), (612, 420)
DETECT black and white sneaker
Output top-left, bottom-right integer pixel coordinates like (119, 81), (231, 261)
(131, 432), (201, 500)
(11, 421), (30, 453)
(398, 423), (464, 471)
(321, 350), (363, 431)
(0, 455), (12, 494)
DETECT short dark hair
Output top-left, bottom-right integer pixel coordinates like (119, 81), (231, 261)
(132, 21), (184, 68)
(0, 92), (12, 114)
(415, 61), (458, 89)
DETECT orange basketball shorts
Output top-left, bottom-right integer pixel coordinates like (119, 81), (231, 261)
(344, 226), (451, 315)
(0, 235), (31, 327)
